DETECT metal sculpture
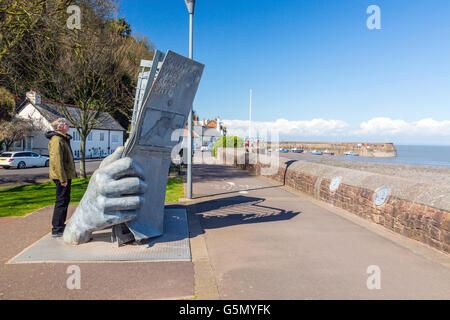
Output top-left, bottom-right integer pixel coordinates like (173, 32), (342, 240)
(63, 51), (204, 245)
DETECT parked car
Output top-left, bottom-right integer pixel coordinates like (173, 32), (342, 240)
(0, 151), (49, 169)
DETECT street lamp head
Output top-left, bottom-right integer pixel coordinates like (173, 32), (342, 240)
(184, 0), (195, 14)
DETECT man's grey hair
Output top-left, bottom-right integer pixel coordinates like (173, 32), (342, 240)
(51, 118), (69, 130)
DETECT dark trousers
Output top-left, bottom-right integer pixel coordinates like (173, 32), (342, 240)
(52, 179), (72, 233)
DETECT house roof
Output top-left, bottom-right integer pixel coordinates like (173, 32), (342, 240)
(20, 100), (125, 131)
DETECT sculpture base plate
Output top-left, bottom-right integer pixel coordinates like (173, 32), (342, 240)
(8, 209), (190, 264)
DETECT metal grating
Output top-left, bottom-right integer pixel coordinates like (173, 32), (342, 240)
(9, 209), (190, 263)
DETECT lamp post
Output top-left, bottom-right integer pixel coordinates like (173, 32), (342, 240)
(249, 88), (252, 147)
(185, 0), (195, 199)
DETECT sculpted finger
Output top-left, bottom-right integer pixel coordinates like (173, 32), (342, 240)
(99, 146), (125, 169)
(103, 195), (144, 212)
(102, 211), (137, 226)
(99, 177), (148, 196)
(104, 211), (138, 225)
(102, 157), (145, 180)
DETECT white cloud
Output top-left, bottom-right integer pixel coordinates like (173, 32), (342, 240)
(356, 117), (410, 135)
(414, 118), (450, 135)
(222, 118), (350, 138)
(355, 117), (450, 136)
(222, 117), (450, 140)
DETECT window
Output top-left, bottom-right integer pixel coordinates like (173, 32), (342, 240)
(72, 131), (81, 141)
(0, 153), (12, 157)
(100, 132), (104, 141)
(112, 135), (118, 143)
(15, 152), (26, 157)
(14, 140), (22, 148)
(88, 132), (93, 141)
(25, 136), (33, 151)
(31, 153), (39, 157)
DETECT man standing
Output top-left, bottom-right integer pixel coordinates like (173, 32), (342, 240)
(45, 118), (77, 237)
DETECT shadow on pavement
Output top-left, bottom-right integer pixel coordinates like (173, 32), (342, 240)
(167, 195), (301, 240)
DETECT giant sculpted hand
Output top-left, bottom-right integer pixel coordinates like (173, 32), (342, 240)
(63, 147), (147, 244)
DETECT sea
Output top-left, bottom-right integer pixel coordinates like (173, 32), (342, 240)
(332, 145), (450, 168)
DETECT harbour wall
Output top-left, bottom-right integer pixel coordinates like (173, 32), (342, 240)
(218, 148), (450, 254)
(267, 142), (397, 158)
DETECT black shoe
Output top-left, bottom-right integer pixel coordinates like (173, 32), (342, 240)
(51, 231), (64, 238)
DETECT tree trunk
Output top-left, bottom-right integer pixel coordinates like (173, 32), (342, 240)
(80, 138), (86, 178)
(5, 140), (13, 151)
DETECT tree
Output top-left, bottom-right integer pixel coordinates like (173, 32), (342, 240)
(212, 136), (244, 157)
(29, 2), (152, 178)
(0, 0), (154, 176)
(0, 117), (35, 151)
(114, 17), (131, 36)
(49, 13), (127, 177)
(0, 86), (15, 121)
(0, 0), (75, 62)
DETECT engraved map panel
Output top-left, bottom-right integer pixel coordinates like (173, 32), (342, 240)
(136, 50), (204, 148)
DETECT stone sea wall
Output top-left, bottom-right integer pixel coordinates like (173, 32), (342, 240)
(218, 148), (450, 254)
(267, 142), (397, 158)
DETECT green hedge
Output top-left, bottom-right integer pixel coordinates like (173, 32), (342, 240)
(212, 136), (244, 157)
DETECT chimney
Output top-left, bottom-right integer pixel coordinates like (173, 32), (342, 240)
(216, 117), (221, 132)
(26, 90), (41, 105)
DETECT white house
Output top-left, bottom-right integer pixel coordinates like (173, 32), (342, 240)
(13, 91), (125, 158)
(198, 117), (227, 148)
(180, 117), (227, 152)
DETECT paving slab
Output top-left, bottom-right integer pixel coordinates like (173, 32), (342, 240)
(9, 209), (190, 263)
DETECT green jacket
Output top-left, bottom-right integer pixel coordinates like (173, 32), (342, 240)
(46, 131), (77, 183)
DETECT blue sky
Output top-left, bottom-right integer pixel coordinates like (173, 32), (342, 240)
(119, 0), (450, 144)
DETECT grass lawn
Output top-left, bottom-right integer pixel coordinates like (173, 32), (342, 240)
(0, 176), (185, 218)
(165, 176), (185, 203)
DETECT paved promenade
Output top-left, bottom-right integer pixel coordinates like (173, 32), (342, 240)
(0, 162), (449, 299)
(189, 163), (450, 299)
